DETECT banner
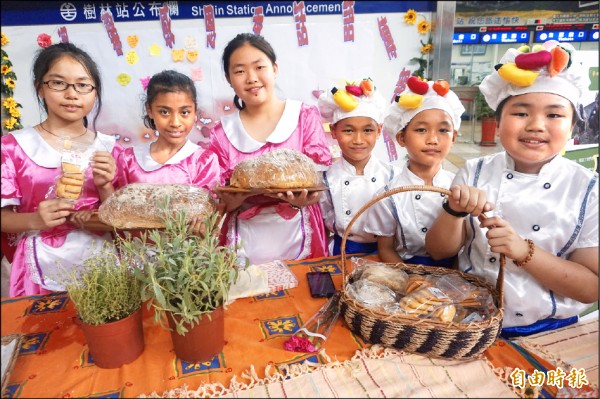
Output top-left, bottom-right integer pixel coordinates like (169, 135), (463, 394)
(1, 1), (436, 162)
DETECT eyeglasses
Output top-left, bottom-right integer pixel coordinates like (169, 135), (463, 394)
(43, 80), (96, 94)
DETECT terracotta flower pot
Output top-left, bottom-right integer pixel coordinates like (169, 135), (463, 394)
(167, 306), (225, 363)
(78, 307), (145, 369)
(480, 117), (497, 147)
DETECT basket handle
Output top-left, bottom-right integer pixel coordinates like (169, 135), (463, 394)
(339, 184), (504, 305)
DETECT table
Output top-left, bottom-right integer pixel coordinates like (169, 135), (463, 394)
(1, 255), (598, 398)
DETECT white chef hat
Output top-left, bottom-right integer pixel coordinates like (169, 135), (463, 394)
(478, 41), (589, 115)
(318, 78), (387, 124)
(383, 78), (465, 134)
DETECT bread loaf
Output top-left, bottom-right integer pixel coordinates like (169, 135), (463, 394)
(230, 149), (319, 189)
(98, 183), (217, 229)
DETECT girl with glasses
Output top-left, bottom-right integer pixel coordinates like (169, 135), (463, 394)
(1, 42), (122, 297)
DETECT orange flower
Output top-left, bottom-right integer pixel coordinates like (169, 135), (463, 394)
(404, 9), (417, 25)
(418, 19), (431, 34)
(1, 65), (11, 75)
(1, 33), (8, 46)
(421, 43), (433, 54)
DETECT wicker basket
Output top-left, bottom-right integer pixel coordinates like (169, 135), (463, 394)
(1, 334), (23, 393)
(339, 185), (504, 361)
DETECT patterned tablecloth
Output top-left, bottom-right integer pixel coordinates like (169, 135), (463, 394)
(1, 255), (597, 398)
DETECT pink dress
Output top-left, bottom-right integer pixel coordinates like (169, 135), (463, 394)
(1, 128), (123, 297)
(116, 139), (222, 189)
(208, 100), (332, 265)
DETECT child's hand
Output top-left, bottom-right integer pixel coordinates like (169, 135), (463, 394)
(271, 189), (321, 208)
(37, 199), (75, 229)
(69, 209), (96, 229)
(479, 216), (531, 263)
(447, 184), (493, 217)
(215, 185), (253, 212)
(188, 215), (207, 237)
(91, 150), (116, 189)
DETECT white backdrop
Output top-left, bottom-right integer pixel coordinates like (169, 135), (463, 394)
(2, 1), (435, 163)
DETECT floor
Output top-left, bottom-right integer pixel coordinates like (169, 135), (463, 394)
(444, 120), (503, 173)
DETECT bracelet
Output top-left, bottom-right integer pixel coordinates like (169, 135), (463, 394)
(290, 204), (301, 211)
(442, 198), (469, 218)
(513, 239), (535, 267)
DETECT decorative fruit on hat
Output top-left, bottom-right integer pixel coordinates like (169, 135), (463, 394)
(497, 62), (540, 86)
(396, 93), (424, 109)
(515, 50), (552, 70)
(548, 45), (571, 77)
(406, 76), (429, 95)
(331, 87), (358, 111)
(344, 83), (363, 97)
(432, 79), (450, 96)
(359, 78), (374, 96)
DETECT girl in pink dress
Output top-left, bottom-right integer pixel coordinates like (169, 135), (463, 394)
(115, 70), (222, 234)
(209, 33), (332, 265)
(1, 43), (122, 297)
(116, 70), (221, 188)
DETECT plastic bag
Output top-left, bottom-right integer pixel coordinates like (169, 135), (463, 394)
(47, 138), (94, 201)
(284, 292), (340, 353)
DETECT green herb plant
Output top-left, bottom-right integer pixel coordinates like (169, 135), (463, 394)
(474, 90), (496, 120)
(120, 197), (245, 336)
(60, 240), (142, 326)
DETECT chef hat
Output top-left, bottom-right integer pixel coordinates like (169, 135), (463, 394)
(478, 41), (589, 115)
(383, 78), (465, 134)
(318, 78), (387, 124)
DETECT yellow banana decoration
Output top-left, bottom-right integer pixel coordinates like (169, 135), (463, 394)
(497, 62), (539, 87)
(397, 93), (424, 109)
(331, 88), (358, 111)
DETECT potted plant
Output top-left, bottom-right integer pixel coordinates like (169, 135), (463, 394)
(120, 197), (243, 363)
(474, 90), (497, 147)
(59, 240), (144, 369)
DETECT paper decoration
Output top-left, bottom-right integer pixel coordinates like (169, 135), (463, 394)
(378, 17), (397, 60)
(126, 50), (139, 65)
(149, 43), (161, 56)
(116, 73), (131, 86)
(186, 50), (198, 63)
(140, 76), (150, 91)
(343, 1), (355, 42)
(127, 35), (139, 48)
(57, 26), (69, 43)
(252, 6), (264, 35)
(204, 5), (216, 49)
(37, 33), (52, 48)
(184, 36), (197, 50)
(159, 4), (175, 48)
(171, 49), (184, 62)
(101, 9), (123, 56)
(293, 1), (308, 46)
(190, 67), (203, 82)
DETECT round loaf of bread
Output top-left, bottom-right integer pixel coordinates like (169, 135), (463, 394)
(98, 183), (217, 229)
(229, 149), (319, 189)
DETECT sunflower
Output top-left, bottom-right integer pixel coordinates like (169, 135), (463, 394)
(421, 43), (433, 54)
(4, 117), (17, 130)
(404, 9), (417, 25)
(5, 77), (15, 89)
(9, 107), (20, 118)
(1, 65), (10, 75)
(3, 97), (16, 108)
(418, 19), (431, 34)
(1, 33), (8, 47)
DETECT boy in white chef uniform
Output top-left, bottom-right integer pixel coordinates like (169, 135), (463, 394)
(425, 41), (598, 338)
(364, 78), (464, 267)
(317, 79), (397, 255)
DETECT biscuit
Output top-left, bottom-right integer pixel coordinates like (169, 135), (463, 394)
(56, 183), (80, 200)
(61, 176), (84, 186)
(431, 304), (457, 322)
(62, 162), (82, 173)
(405, 275), (434, 294)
